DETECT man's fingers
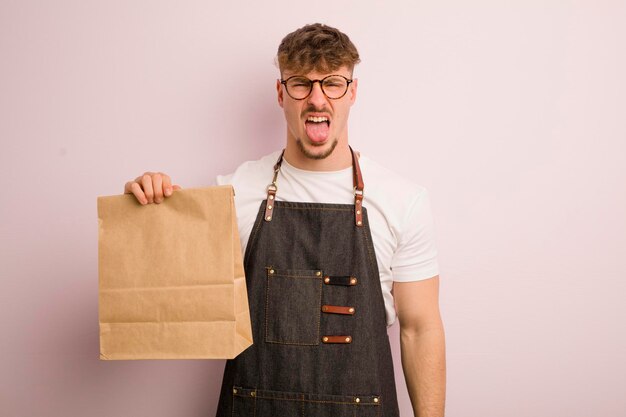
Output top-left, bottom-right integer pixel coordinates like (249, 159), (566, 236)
(130, 182), (148, 205)
(125, 181), (147, 204)
(124, 172), (177, 205)
(134, 172), (153, 183)
(141, 174), (155, 203)
(124, 181), (134, 194)
(162, 174), (173, 197)
(153, 174), (164, 203)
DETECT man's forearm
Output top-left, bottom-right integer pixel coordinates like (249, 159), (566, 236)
(400, 323), (446, 417)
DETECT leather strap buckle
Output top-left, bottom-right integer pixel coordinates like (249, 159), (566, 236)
(264, 152), (284, 222)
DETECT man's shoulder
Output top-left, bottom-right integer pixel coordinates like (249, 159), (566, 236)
(359, 155), (434, 244)
(360, 155), (428, 199)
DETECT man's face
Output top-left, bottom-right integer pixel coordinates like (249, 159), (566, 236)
(277, 66), (358, 160)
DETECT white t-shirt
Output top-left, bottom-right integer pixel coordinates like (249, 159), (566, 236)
(217, 150), (439, 326)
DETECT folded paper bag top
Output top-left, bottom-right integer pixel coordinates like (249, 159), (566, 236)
(97, 186), (253, 360)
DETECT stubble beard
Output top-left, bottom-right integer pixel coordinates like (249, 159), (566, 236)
(295, 137), (338, 160)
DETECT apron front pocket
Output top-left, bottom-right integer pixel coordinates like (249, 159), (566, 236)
(232, 386), (382, 417)
(265, 267), (323, 345)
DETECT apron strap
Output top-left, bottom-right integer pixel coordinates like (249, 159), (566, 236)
(263, 150), (284, 222)
(350, 146), (364, 227)
(264, 147), (365, 227)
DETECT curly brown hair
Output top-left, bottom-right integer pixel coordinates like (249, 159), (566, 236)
(276, 23), (361, 75)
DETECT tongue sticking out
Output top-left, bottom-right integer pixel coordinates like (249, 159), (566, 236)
(305, 121), (330, 143)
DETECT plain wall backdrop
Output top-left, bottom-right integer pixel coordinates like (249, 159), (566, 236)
(1, 1), (625, 416)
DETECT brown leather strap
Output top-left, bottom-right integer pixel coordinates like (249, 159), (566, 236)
(272, 151), (285, 174)
(354, 192), (363, 227)
(350, 146), (364, 192)
(322, 335), (352, 344)
(350, 146), (364, 227)
(321, 305), (355, 315)
(264, 151), (284, 222)
(323, 275), (358, 286)
(264, 188), (276, 221)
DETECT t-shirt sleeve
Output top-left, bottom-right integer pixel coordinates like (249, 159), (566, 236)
(216, 174), (233, 186)
(390, 189), (440, 282)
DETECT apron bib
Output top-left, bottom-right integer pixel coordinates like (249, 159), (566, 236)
(216, 148), (400, 417)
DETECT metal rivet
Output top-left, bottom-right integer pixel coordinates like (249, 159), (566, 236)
(250, 391), (256, 397)
(266, 216), (272, 221)
(345, 337), (351, 343)
(233, 388), (238, 394)
(373, 398), (379, 403)
(356, 210), (361, 215)
(350, 277), (357, 285)
(349, 308), (355, 313)
(315, 271), (321, 276)
(355, 398), (360, 403)
(323, 337), (329, 342)
(356, 200), (361, 204)
(324, 277), (330, 284)
(268, 205), (273, 210)
(269, 269), (274, 274)
(357, 220), (362, 226)
(269, 195), (274, 200)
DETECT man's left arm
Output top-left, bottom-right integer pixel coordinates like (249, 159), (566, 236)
(394, 275), (446, 417)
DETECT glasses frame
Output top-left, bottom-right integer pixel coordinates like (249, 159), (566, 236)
(280, 74), (353, 100)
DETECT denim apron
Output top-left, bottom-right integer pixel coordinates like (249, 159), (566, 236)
(216, 148), (400, 417)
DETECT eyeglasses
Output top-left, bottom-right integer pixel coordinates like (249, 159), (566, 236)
(280, 75), (353, 100)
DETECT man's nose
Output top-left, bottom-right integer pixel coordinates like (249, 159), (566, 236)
(307, 81), (327, 107)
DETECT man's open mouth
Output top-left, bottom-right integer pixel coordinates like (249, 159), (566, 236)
(305, 116), (330, 143)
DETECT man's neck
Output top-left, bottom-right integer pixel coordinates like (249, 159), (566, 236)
(283, 142), (353, 172)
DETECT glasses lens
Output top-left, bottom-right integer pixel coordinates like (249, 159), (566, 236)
(321, 76), (349, 99)
(285, 77), (312, 99)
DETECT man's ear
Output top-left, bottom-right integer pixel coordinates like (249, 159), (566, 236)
(349, 78), (358, 105)
(277, 79), (284, 108)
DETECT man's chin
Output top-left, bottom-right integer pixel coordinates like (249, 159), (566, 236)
(296, 137), (338, 160)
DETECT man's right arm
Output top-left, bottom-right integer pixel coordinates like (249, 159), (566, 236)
(124, 172), (181, 204)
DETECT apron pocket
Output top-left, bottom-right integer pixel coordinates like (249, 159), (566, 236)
(265, 267), (323, 345)
(233, 387), (382, 417)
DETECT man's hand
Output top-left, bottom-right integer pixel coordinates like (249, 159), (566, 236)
(124, 172), (181, 205)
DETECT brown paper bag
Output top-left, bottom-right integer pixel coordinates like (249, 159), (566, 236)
(97, 186), (253, 360)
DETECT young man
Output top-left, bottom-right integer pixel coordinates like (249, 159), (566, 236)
(125, 23), (445, 417)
